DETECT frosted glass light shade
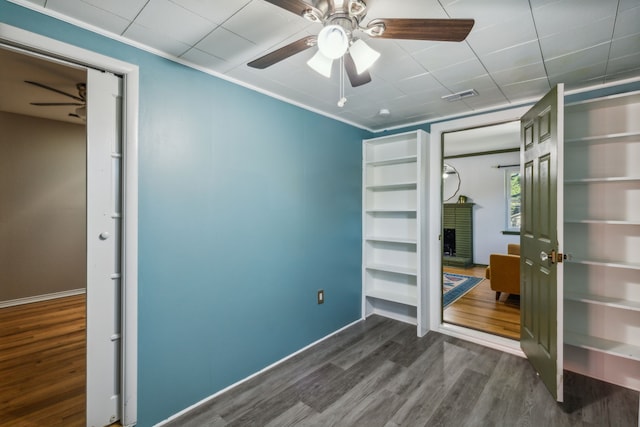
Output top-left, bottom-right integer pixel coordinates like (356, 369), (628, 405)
(317, 25), (349, 59)
(349, 39), (380, 74)
(307, 50), (333, 78)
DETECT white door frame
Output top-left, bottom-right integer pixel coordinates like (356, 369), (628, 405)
(428, 106), (529, 357)
(0, 23), (139, 426)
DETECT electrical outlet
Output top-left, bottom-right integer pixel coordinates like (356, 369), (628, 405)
(317, 290), (324, 304)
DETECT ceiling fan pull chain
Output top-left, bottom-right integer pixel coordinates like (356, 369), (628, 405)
(338, 56), (347, 107)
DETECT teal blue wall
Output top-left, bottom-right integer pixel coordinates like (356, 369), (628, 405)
(0, 2), (369, 425)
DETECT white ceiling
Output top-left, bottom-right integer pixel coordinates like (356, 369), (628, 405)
(7, 0), (640, 130)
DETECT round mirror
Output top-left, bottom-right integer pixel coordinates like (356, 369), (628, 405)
(443, 163), (461, 202)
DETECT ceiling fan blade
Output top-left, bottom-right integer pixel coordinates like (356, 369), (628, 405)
(248, 36), (317, 69)
(31, 102), (85, 106)
(24, 80), (85, 102)
(344, 53), (372, 87)
(367, 18), (475, 42)
(263, 0), (328, 19)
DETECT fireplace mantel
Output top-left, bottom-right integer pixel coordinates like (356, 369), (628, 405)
(443, 203), (474, 268)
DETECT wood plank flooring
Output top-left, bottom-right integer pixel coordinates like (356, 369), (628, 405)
(0, 295), (86, 426)
(165, 316), (639, 427)
(443, 265), (521, 340)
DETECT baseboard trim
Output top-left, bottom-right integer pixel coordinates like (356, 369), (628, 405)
(155, 318), (363, 427)
(0, 288), (86, 308)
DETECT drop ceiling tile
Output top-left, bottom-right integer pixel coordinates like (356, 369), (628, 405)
(393, 39), (442, 54)
(445, 74), (499, 94)
(605, 65), (640, 83)
(443, 0), (531, 31)
(395, 72), (446, 96)
(180, 48), (231, 73)
(133, 0), (215, 45)
(545, 43), (610, 78)
(500, 77), (550, 101)
(428, 58), (487, 87)
(223, 0), (309, 45)
(123, 22), (191, 56)
(539, 16), (615, 60)
(365, 0), (447, 21)
(613, 5), (640, 38)
(480, 40), (543, 73)
(195, 27), (257, 62)
(610, 33), (640, 60)
(413, 42), (476, 71)
(459, 86), (508, 109)
(532, 0), (619, 37)
(23, 0), (45, 6)
(80, 0), (148, 21)
(490, 62), (547, 86)
(370, 55), (427, 83)
(606, 51), (640, 75)
(169, 0), (252, 25)
(45, 0), (131, 34)
(466, 12), (537, 56)
(548, 60), (608, 87)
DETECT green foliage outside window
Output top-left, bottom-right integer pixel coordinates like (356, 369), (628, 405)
(507, 169), (521, 230)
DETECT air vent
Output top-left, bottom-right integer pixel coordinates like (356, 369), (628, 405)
(441, 89), (478, 102)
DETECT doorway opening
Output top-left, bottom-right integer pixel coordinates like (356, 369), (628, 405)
(0, 45), (91, 426)
(440, 121), (522, 341)
(0, 23), (138, 426)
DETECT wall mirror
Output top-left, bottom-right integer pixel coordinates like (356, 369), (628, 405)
(442, 163), (460, 202)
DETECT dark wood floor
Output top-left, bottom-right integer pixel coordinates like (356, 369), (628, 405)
(165, 315), (638, 427)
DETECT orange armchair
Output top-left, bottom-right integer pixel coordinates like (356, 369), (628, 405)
(485, 244), (520, 300)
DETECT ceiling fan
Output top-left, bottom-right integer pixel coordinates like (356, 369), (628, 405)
(248, 0), (474, 89)
(25, 80), (87, 120)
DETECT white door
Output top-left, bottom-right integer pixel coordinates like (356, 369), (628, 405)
(520, 84), (564, 401)
(86, 68), (123, 426)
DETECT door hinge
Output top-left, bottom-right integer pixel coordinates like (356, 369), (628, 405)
(556, 251), (563, 263)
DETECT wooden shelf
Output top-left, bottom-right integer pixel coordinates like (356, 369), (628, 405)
(365, 236), (417, 244)
(565, 219), (640, 225)
(366, 181), (417, 191)
(366, 155), (417, 167)
(565, 331), (640, 362)
(565, 177), (640, 184)
(365, 263), (417, 276)
(362, 130), (427, 334)
(565, 258), (640, 271)
(565, 292), (640, 312)
(565, 131), (640, 145)
(565, 90), (640, 112)
(365, 289), (417, 307)
(366, 209), (417, 214)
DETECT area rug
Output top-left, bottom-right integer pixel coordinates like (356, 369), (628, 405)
(443, 273), (484, 308)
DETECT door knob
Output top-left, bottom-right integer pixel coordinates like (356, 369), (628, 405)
(540, 249), (561, 264)
(99, 231), (110, 240)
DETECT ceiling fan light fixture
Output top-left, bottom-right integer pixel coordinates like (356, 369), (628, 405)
(348, 0), (367, 16)
(364, 21), (385, 37)
(349, 39), (380, 74)
(317, 25), (349, 59)
(302, 8), (322, 23)
(307, 50), (334, 78)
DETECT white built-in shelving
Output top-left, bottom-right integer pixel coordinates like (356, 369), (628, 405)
(563, 90), (640, 391)
(362, 130), (428, 333)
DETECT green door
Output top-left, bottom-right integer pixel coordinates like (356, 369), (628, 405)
(520, 84), (564, 402)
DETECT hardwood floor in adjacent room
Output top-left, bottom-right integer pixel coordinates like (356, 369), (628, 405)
(443, 265), (520, 340)
(0, 294), (86, 426)
(165, 316), (638, 427)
